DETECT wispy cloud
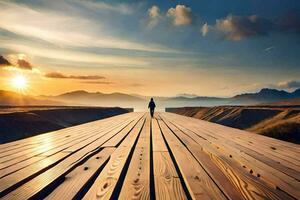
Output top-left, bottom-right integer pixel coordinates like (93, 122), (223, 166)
(45, 72), (105, 80)
(264, 46), (275, 52)
(201, 23), (209, 36)
(130, 83), (144, 87)
(278, 80), (300, 89)
(81, 81), (114, 85)
(147, 5), (161, 28)
(76, 0), (133, 14)
(1, 42), (149, 67)
(0, 1), (173, 53)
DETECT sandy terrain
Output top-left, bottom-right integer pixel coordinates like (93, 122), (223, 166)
(166, 106), (300, 144)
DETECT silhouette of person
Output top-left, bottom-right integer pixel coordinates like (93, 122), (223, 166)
(148, 98), (156, 118)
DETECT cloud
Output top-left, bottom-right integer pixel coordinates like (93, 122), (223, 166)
(0, 1), (173, 53)
(1, 42), (149, 67)
(0, 55), (11, 66)
(45, 72), (105, 80)
(78, 0), (133, 15)
(278, 80), (300, 89)
(147, 5), (161, 28)
(206, 11), (300, 41)
(277, 10), (300, 33)
(0, 54), (35, 71)
(167, 5), (193, 26)
(201, 23), (209, 36)
(214, 15), (273, 41)
(17, 59), (33, 70)
(130, 83), (144, 87)
(177, 93), (198, 98)
(264, 46), (275, 52)
(81, 81), (113, 85)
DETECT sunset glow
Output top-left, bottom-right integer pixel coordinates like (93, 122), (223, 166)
(0, 0), (299, 97)
(11, 75), (27, 90)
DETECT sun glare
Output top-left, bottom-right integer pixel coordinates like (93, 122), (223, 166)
(11, 75), (28, 90)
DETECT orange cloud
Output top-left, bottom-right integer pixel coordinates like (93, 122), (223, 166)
(17, 59), (32, 70)
(167, 5), (193, 26)
(81, 81), (114, 84)
(45, 72), (105, 80)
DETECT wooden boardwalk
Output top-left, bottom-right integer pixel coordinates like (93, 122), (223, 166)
(0, 112), (299, 200)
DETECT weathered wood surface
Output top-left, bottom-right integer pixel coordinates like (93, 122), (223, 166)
(0, 112), (299, 200)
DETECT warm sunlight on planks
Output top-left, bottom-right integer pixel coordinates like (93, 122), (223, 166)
(0, 112), (299, 199)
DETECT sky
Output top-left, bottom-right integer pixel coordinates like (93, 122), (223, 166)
(0, 0), (300, 97)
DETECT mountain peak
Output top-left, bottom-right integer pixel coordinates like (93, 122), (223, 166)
(258, 88), (288, 95)
(68, 90), (89, 94)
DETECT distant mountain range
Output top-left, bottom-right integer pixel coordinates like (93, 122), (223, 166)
(231, 88), (300, 104)
(41, 90), (143, 107)
(0, 88), (300, 108)
(0, 90), (62, 106)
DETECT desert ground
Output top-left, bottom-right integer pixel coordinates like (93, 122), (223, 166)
(166, 105), (300, 144)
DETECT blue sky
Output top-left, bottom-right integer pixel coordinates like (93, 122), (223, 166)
(0, 0), (300, 96)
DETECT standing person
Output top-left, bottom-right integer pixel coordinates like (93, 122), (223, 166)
(148, 98), (156, 118)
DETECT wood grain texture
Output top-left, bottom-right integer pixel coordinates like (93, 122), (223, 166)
(153, 152), (186, 200)
(152, 118), (186, 200)
(158, 119), (227, 200)
(118, 117), (151, 200)
(161, 116), (293, 200)
(152, 119), (168, 152)
(161, 112), (300, 199)
(83, 116), (145, 200)
(0, 112), (134, 153)
(1, 112), (299, 200)
(0, 114), (132, 167)
(45, 147), (115, 199)
(0, 113), (142, 199)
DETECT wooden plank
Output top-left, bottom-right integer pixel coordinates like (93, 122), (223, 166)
(198, 119), (300, 167)
(60, 118), (136, 153)
(118, 117), (151, 199)
(45, 147), (115, 199)
(161, 115), (293, 200)
(152, 119), (168, 152)
(233, 137), (300, 172)
(83, 116), (145, 200)
(0, 156), (44, 179)
(0, 152), (70, 197)
(101, 113), (145, 147)
(0, 116), (137, 198)
(152, 118), (187, 200)
(157, 118), (226, 200)
(0, 125), (92, 157)
(153, 152), (186, 200)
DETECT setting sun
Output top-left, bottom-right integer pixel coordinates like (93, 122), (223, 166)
(11, 75), (27, 90)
